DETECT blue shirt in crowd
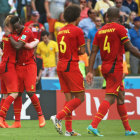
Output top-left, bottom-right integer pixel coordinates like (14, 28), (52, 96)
(129, 28), (140, 50)
(88, 27), (100, 53)
(78, 17), (95, 38)
(123, 0), (138, 13)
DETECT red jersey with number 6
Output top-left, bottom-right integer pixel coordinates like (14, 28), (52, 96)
(93, 22), (129, 73)
(57, 24), (85, 72)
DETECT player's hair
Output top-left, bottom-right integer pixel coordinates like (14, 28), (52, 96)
(41, 30), (49, 37)
(4, 15), (15, 27)
(107, 7), (120, 20)
(10, 16), (20, 25)
(64, 5), (81, 23)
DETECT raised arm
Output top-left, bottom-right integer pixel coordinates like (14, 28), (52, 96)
(9, 36), (25, 50)
(124, 41), (140, 59)
(24, 39), (39, 49)
(31, 0), (36, 11)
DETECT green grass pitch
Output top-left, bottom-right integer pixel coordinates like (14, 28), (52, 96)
(0, 120), (139, 140)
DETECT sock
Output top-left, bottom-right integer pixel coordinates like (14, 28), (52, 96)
(91, 100), (110, 128)
(56, 98), (81, 120)
(117, 104), (131, 131)
(14, 96), (22, 121)
(64, 101), (72, 132)
(30, 93), (43, 116)
(0, 99), (5, 109)
(0, 96), (15, 119)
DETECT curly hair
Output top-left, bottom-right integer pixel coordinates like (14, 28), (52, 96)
(64, 5), (81, 23)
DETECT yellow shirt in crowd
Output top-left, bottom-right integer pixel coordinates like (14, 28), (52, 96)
(135, 0), (140, 16)
(94, 0), (114, 15)
(54, 21), (66, 40)
(36, 40), (58, 68)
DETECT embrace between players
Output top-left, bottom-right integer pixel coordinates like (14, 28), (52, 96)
(0, 5), (140, 137)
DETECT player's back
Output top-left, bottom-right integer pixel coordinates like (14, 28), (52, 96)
(95, 22), (128, 71)
(2, 34), (18, 64)
(17, 26), (35, 65)
(57, 24), (85, 71)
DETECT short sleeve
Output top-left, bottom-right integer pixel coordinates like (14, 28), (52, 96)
(77, 28), (85, 47)
(54, 42), (59, 52)
(117, 25), (130, 45)
(92, 32), (98, 46)
(18, 30), (32, 43)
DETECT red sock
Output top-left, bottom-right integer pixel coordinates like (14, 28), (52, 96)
(0, 99), (5, 109)
(117, 104), (131, 131)
(91, 100), (110, 128)
(56, 98), (81, 120)
(0, 96), (15, 119)
(64, 101), (72, 132)
(14, 96), (22, 121)
(30, 93), (43, 116)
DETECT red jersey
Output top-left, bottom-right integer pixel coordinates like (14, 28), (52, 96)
(17, 26), (35, 65)
(57, 24), (85, 72)
(2, 34), (18, 64)
(93, 22), (129, 72)
(24, 20), (44, 40)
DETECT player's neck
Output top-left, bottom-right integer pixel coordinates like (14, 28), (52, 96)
(68, 21), (76, 26)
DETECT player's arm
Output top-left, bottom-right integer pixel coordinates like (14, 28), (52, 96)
(9, 36), (25, 50)
(124, 41), (140, 59)
(87, 39), (91, 55)
(78, 45), (85, 55)
(24, 39), (39, 49)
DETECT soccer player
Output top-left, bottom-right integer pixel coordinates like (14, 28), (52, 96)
(0, 15), (39, 128)
(50, 5), (85, 136)
(86, 7), (140, 136)
(6, 16), (45, 128)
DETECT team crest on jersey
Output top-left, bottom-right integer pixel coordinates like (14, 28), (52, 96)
(31, 85), (34, 90)
(21, 35), (26, 40)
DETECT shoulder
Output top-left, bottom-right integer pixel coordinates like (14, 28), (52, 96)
(50, 40), (57, 45)
(38, 41), (44, 46)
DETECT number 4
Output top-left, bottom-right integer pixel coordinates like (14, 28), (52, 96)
(103, 35), (110, 53)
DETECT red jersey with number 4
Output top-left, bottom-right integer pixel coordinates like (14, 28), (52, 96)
(93, 22), (129, 73)
(2, 34), (18, 64)
(17, 26), (35, 65)
(57, 24), (85, 72)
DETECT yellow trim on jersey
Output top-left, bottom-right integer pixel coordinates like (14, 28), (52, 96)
(8, 92), (19, 94)
(106, 93), (118, 96)
(79, 44), (85, 48)
(122, 40), (130, 45)
(62, 110), (68, 115)
(121, 36), (128, 40)
(98, 112), (104, 117)
(123, 119), (128, 122)
(95, 116), (102, 120)
(71, 90), (84, 93)
(65, 107), (71, 113)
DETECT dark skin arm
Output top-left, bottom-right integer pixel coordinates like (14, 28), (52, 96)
(78, 45), (86, 55)
(9, 36), (25, 50)
(124, 41), (140, 59)
(86, 45), (99, 84)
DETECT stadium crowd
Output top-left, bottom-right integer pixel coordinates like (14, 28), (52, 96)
(0, 0), (140, 81)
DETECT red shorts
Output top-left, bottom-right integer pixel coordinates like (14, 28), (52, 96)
(16, 63), (37, 93)
(0, 63), (18, 94)
(102, 70), (124, 96)
(47, 18), (56, 32)
(57, 70), (85, 93)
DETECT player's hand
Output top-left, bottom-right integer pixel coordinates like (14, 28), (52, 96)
(86, 72), (93, 85)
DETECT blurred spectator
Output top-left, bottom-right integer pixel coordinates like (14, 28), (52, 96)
(87, 0), (97, 9)
(94, 0), (114, 17)
(79, 9), (96, 38)
(87, 16), (102, 76)
(31, 0), (47, 24)
(79, 53), (89, 78)
(135, 0), (140, 16)
(36, 31), (58, 77)
(68, 0), (80, 5)
(129, 16), (140, 74)
(34, 48), (44, 90)
(54, 12), (66, 40)
(8, 0), (18, 15)
(80, 0), (89, 20)
(46, 0), (67, 40)
(127, 11), (136, 28)
(102, 12), (108, 25)
(123, 0), (138, 14)
(25, 11), (45, 40)
(115, 0), (131, 21)
(0, 0), (10, 29)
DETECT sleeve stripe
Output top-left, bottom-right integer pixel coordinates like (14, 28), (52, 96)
(121, 36), (128, 41)
(79, 44), (85, 48)
(122, 39), (130, 44)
